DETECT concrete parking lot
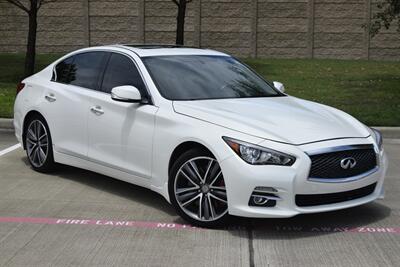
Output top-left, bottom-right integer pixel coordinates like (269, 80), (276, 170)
(0, 131), (399, 267)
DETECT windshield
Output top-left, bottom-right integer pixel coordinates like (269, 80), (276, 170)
(142, 55), (283, 100)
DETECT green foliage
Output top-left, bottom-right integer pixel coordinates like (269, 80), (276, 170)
(0, 53), (60, 118)
(0, 54), (399, 126)
(370, 0), (400, 36)
(245, 58), (400, 126)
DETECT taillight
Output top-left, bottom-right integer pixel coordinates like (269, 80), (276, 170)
(16, 82), (25, 95)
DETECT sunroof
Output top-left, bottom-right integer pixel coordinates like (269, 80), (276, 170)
(123, 44), (194, 49)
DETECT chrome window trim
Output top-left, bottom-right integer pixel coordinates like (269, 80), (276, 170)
(306, 144), (380, 183)
(51, 49), (155, 105)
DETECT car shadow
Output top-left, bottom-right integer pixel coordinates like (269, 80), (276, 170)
(20, 156), (392, 233)
(228, 202), (391, 239)
(20, 157), (177, 217)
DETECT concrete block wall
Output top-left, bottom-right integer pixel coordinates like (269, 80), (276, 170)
(145, 0), (195, 45)
(313, 0), (366, 59)
(257, 0), (309, 58)
(0, 0), (399, 60)
(369, 0), (400, 60)
(200, 0), (253, 57)
(89, 0), (140, 45)
(0, 0), (86, 53)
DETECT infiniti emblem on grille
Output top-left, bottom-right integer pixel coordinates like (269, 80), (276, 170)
(340, 157), (357, 169)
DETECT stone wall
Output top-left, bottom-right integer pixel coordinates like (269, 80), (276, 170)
(0, 0), (399, 60)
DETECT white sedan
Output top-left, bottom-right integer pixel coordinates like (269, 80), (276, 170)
(14, 45), (388, 227)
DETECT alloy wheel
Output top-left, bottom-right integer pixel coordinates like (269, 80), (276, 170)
(26, 120), (49, 168)
(174, 156), (228, 222)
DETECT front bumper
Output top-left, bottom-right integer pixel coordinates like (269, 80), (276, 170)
(219, 137), (388, 218)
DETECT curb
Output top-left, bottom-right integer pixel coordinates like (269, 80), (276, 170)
(373, 127), (400, 139)
(0, 118), (399, 138)
(0, 118), (13, 130)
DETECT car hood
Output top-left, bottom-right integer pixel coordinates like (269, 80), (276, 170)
(173, 96), (370, 145)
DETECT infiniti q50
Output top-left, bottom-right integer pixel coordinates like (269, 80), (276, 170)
(14, 45), (387, 227)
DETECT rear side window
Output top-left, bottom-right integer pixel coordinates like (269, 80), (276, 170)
(101, 53), (146, 95)
(54, 56), (74, 83)
(69, 52), (108, 90)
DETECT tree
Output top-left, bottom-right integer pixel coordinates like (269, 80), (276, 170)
(172, 0), (193, 45)
(369, 0), (400, 37)
(3, 0), (56, 77)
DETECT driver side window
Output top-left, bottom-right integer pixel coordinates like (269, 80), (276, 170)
(101, 53), (146, 96)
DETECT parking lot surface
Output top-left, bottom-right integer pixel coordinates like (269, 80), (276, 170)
(0, 131), (399, 267)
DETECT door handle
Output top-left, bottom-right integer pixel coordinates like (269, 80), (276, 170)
(90, 106), (104, 115)
(45, 93), (56, 102)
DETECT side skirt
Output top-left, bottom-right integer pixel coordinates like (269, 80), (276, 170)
(53, 149), (152, 190)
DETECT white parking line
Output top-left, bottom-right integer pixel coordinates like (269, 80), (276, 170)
(0, 143), (21, 157)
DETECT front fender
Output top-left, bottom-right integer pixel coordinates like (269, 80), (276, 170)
(150, 106), (264, 202)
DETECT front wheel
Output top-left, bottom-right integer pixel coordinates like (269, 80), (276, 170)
(169, 148), (229, 228)
(25, 115), (56, 172)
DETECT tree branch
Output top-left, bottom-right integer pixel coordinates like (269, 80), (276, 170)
(4, 0), (29, 13)
(172, 0), (179, 6)
(369, 0), (400, 37)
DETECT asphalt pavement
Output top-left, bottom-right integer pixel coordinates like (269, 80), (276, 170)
(0, 131), (399, 267)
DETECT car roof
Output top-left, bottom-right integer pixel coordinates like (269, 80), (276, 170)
(84, 44), (230, 57)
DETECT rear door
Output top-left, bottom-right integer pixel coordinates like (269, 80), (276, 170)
(44, 51), (108, 158)
(87, 52), (158, 179)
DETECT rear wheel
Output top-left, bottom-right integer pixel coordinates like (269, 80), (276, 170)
(25, 115), (56, 172)
(169, 148), (229, 228)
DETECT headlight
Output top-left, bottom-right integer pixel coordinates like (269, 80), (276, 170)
(222, 137), (296, 166)
(370, 127), (383, 150)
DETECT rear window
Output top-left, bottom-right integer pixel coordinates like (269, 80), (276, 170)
(53, 52), (108, 90)
(54, 56), (74, 84)
(69, 52), (108, 90)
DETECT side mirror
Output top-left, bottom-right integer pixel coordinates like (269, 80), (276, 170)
(273, 81), (285, 93)
(111, 85), (142, 103)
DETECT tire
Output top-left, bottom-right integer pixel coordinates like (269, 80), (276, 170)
(169, 148), (229, 228)
(24, 114), (56, 173)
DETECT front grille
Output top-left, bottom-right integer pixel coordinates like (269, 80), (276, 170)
(296, 183), (377, 207)
(308, 145), (377, 179)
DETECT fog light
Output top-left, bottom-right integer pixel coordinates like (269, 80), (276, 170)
(249, 195), (278, 207)
(253, 196), (269, 205)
